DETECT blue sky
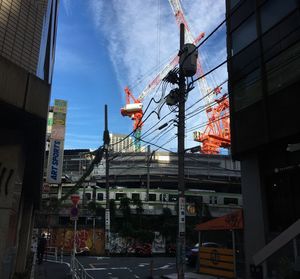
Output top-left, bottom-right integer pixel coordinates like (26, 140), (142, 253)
(51, 0), (227, 151)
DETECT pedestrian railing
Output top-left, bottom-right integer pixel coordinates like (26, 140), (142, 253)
(71, 256), (94, 279)
(46, 246), (58, 261)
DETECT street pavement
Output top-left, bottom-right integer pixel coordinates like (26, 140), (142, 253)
(76, 256), (217, 279)
(32, 255), (218, 279)
(33, 260), (70, 279)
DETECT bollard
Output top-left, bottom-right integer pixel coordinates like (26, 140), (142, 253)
(149, 260), (153, 279)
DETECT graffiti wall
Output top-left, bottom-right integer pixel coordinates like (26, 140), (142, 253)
(47, 228), (105, 255)
(109, 232), (166, 254)
(152, 232), (165, 253)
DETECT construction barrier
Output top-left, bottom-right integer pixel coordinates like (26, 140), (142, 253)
(199, 247), (235, 278)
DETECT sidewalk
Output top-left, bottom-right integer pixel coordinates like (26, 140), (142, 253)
(33, 261), (70, 279)
(161, 272), (216, 279)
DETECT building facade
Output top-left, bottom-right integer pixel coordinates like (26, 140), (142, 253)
(0, 0), (59, 278)
(226, 0), (300, 277)
(109, 133), (135, 153)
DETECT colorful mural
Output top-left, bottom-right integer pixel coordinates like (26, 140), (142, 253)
(47, 228), (105, 255)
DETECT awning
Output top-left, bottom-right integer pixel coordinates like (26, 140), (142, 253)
(195, 209), (243, 231)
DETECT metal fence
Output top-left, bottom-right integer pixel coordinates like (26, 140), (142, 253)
(71, 255), (94, 279)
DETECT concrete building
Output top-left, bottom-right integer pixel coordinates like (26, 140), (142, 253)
(109, 133), (135, 153)
(226, 0), (300, 277)
(0, 0), (59, 278)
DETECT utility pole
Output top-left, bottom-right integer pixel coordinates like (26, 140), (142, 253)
(177, 23), (186, 279)
(103, 105), (110, 255)
(146, 145), (151, 202)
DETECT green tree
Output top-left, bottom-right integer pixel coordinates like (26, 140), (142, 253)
(132, 197), (144, 227)
(119, 197), (131, 220)
(158, 207), (176, 242)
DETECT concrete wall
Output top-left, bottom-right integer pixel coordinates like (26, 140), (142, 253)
(0, 46), (51, 278)
(241, 154), (269, 278)
(0, 144), (25, 278)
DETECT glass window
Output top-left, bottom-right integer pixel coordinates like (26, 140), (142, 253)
(116, 193), (126, 200)
(266, 43), (300, 96)
(260, 0), (296, 33)
(232, 15), (257, 54)
(132, 193), (140, 201)
(214, 197), (218, 204)
(97, 193), (104, 201)
(230, 0), (241, 9)
(209, 196), (218, 204)
(149, 194), (156, 201)
(233, 68), (262, 111)
(224, 197), (239, 205)
(169, 194), (178, 202)
(85, 193), (91, 201)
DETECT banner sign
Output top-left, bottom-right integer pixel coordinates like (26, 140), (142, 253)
(46, 139), (64, 183)
(46, 99), (67, 184)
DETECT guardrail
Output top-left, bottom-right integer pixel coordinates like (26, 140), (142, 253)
(45, 246), (58, 261)
(71, 256), (94, 279)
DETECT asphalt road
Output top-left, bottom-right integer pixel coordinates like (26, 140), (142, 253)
(77, 256), (195, 279)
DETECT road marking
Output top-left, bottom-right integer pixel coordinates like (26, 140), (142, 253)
(88, 256), (110, 260)
(138, 263), (150, 267)
(85, 267), (128, 271)
(134, 275), (140, 278)
(154, 264), (172, 270)
(89, 263), (109, 268)
(85, 268), (107, 271)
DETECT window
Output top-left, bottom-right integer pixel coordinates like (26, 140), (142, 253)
(97, 193), (104, 201)
(230, 0), (241, 9)
(116, 193), (126, 200)
(85, 193), (91, 201)
(169, 194), (178, 202)
(232, 15), (257, 54)
(132, 193), (140, 201)
(160, 194), (168, 202)
(209, 196), (218, 204)
(149, 194), (156, 201)
(233, 68), (262, 111)
(260, 0), (296, 33)
(224, 197), (239, 205)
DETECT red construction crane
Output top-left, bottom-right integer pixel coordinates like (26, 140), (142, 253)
(120, 32), (204, 151)
(169, 0), (231, 154)
(121, 0), (230, 154)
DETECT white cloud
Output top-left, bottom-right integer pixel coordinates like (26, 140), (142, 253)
(62, 0), (71, 16)
(88, 0), (227, 150)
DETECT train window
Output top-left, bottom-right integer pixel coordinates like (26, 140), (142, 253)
(97, 193), (104, 201)
(85, 193), (91, 201)
(169, 194), (177, 202)
(132, 193), (140, 201)
(160, 194), (168, 202)
(209, 196), (218, 204)
(149, 194), (156, 201)
(186, 196), (203, 203)
(224, 197), (238, 205)
(116, 193), (126, 200)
